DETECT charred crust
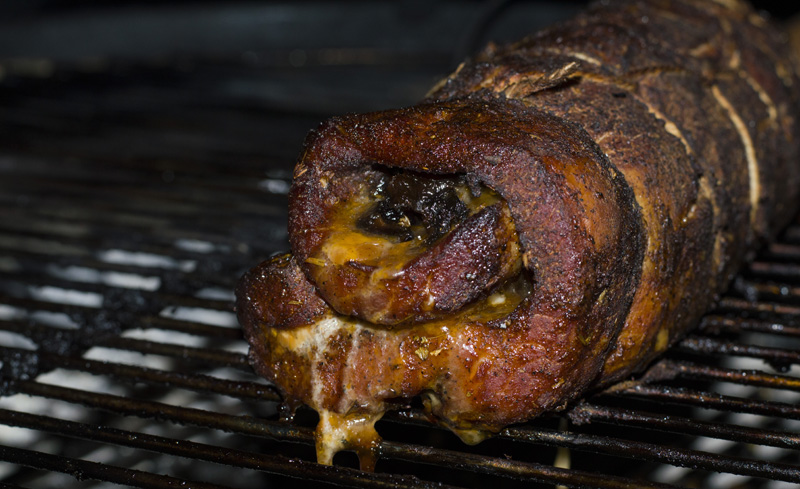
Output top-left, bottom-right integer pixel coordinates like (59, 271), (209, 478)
(235, 254), (328, 332)
(239, 0), (800, 452)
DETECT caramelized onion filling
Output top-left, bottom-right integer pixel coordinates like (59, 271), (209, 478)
(302, 168), (525, 326)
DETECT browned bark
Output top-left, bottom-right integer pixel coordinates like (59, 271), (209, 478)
(236, 0), (800, 469)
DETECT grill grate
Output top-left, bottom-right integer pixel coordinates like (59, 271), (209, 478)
(2, 18), (800, 489)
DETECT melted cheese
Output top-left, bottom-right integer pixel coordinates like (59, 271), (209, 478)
(274, 274), (530, 468)
(316, 409), (383, 471)
(315, 179), (504, 279)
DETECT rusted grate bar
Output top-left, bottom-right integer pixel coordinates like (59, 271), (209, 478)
(677, 335), (800, 365)
(699, 315), (800, 337)
(645, 359), (800, 391)
(714, 296), (800, 317)
(747, 261), (800, 281)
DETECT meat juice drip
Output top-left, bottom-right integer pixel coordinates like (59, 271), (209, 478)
(307, 275), (533, 470)
(316, 410), (382, 472)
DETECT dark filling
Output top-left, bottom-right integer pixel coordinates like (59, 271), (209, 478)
(356, 171), (476, 244)
(307, 167), (524, 325)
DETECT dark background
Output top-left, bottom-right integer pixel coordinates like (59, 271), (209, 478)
(2, 1), (799, 66)
(2, 0), (798, 117)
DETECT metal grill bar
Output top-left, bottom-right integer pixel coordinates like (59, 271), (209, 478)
(748, 261), (800, 280)
(5, 192), (800, 489)
(0, 444), (235, 489)
(7, 348), (276, 402)
(0, 272), (233, 315)
(5, 286), (799, 487)
(378, 441), (679, 489)
(6, 323), (800, 486)
(0, 201), (281, 257)
(0, 317), (246, 369)
(0, 316), (240, 348)
(14, 380), (309, 443)
(7, 376), (680, 489)
(0, 405), (671, 489)
(96, 338), (248, 368)
(501, 424), (800, 483)
(610, 383), (800, 419)
(0, 409), (453, 489)
(573, 403), (800, 451)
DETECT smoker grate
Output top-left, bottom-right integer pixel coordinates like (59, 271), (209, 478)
(2, 12), (800, 489)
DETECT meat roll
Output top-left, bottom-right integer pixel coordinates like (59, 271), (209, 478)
(236, 0), (800, 470)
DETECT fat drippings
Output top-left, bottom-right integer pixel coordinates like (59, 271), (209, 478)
(276, 275), (531, 469)
(316, 410), (383, 472)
